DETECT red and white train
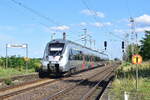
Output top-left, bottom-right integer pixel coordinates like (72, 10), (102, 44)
(39, 39), (108, 77)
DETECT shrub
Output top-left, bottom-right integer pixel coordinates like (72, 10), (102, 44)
(4, 78), (13, 85)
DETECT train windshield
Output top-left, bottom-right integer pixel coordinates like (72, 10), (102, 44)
(49, 43), (64, 56)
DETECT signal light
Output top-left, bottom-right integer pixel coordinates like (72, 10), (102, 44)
(104, 41), (107, 50)
(122, 41), (124, 49)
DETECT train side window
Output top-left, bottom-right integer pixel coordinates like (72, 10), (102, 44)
(69, 49), (84, 61)
(69, 49), (73, 60)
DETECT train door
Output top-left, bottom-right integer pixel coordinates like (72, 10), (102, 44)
(68, 49), (73, 68)
(90, 56), (94, 68)
(82, 55), (85, 70)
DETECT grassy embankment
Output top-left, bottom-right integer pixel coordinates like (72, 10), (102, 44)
(0, 67), (35, 79)
(109, 61), (150, 100)
(0, 57), (41, 79)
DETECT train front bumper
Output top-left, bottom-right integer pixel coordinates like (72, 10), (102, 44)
(43, 62), (63, 73)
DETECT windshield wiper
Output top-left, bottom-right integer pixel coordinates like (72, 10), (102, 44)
(53, 51), (61, 56)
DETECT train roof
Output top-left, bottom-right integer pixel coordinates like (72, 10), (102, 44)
(49, 39), (108, 56)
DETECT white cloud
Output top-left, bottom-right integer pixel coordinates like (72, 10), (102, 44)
(114, 29), (125, 33)
(125, 14), (150, 33)
(135, 27), (150, 32)
(81, 9), (105, 18)
(104, 22), (112, 26)
(113, 27), (150, 34)
(135, 14), (150, 24)
(92, 22), (103, 27)
(79, 22), (87, 26)
(50, 25), (70, 31)
(91, 22), (112, 27)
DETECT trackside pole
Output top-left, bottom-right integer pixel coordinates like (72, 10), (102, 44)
(26, 44), (28, 72)
(136, 63), (138, 90)
(6, 44), (8, 68)
(132, 55), (142, 91)
(136, 57), (138, 90)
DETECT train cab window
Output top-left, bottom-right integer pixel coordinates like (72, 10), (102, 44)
(48, 43), (64, 56)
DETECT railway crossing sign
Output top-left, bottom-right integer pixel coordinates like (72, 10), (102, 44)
(132, 54), (142, 91)
(132, 54), (142, 64)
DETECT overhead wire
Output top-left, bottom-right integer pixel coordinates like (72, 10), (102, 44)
(10, 0), (61, 26)
(81, 0), (98, 23)
(9, 0), (82, 41)
(125, 0), (132, 18)
(9, 0), (126, 42)
(81, 0), (125, 40)
(125, 0), (137, 42)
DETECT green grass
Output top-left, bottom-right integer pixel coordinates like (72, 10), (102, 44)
(0, 66), (35, 79)
(109, 61), (150, 100)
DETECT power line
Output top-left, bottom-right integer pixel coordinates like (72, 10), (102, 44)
(81, 0), (109, 36)
(9, 0), (82, 41)
(109, 32), (126, 41)
(81, 0), (125, 41)
(10, 0), (61, 26)
(125, 0), (132, 18)
(10, 0), (74, 41)
(81, 0), (98, 22)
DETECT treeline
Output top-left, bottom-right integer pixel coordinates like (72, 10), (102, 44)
(0, 56), (41, 71)
(123, 31), (150, 61)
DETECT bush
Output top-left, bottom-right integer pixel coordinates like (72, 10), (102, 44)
(4, 78), (13, 85)
(0, 56), (41, 71)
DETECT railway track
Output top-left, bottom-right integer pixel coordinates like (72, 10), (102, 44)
(42, 66), (116, 100)
(80, 71), (114, 100)
(0, 78), (59, 99)
(0, 73), (39, 90)
(0, 66), (106, 100)
(0, 73), (38, 83)
(0, 63), (119, 100)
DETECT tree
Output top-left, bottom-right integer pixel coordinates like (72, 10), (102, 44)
(140, 31), (150, 60)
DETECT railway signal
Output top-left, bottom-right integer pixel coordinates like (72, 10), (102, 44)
(122, 41), (125, 52)
(104, 41), (107, 50)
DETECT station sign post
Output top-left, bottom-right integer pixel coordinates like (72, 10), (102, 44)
(132, 54), (142, 91)
(6, 44), (28, 72)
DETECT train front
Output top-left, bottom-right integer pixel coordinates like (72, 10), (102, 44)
(40, 40), (66, 76)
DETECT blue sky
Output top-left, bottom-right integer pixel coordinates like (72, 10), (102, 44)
(0, 0), (150, 59)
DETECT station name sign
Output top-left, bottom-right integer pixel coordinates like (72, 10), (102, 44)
(7, 44), (27, 48)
